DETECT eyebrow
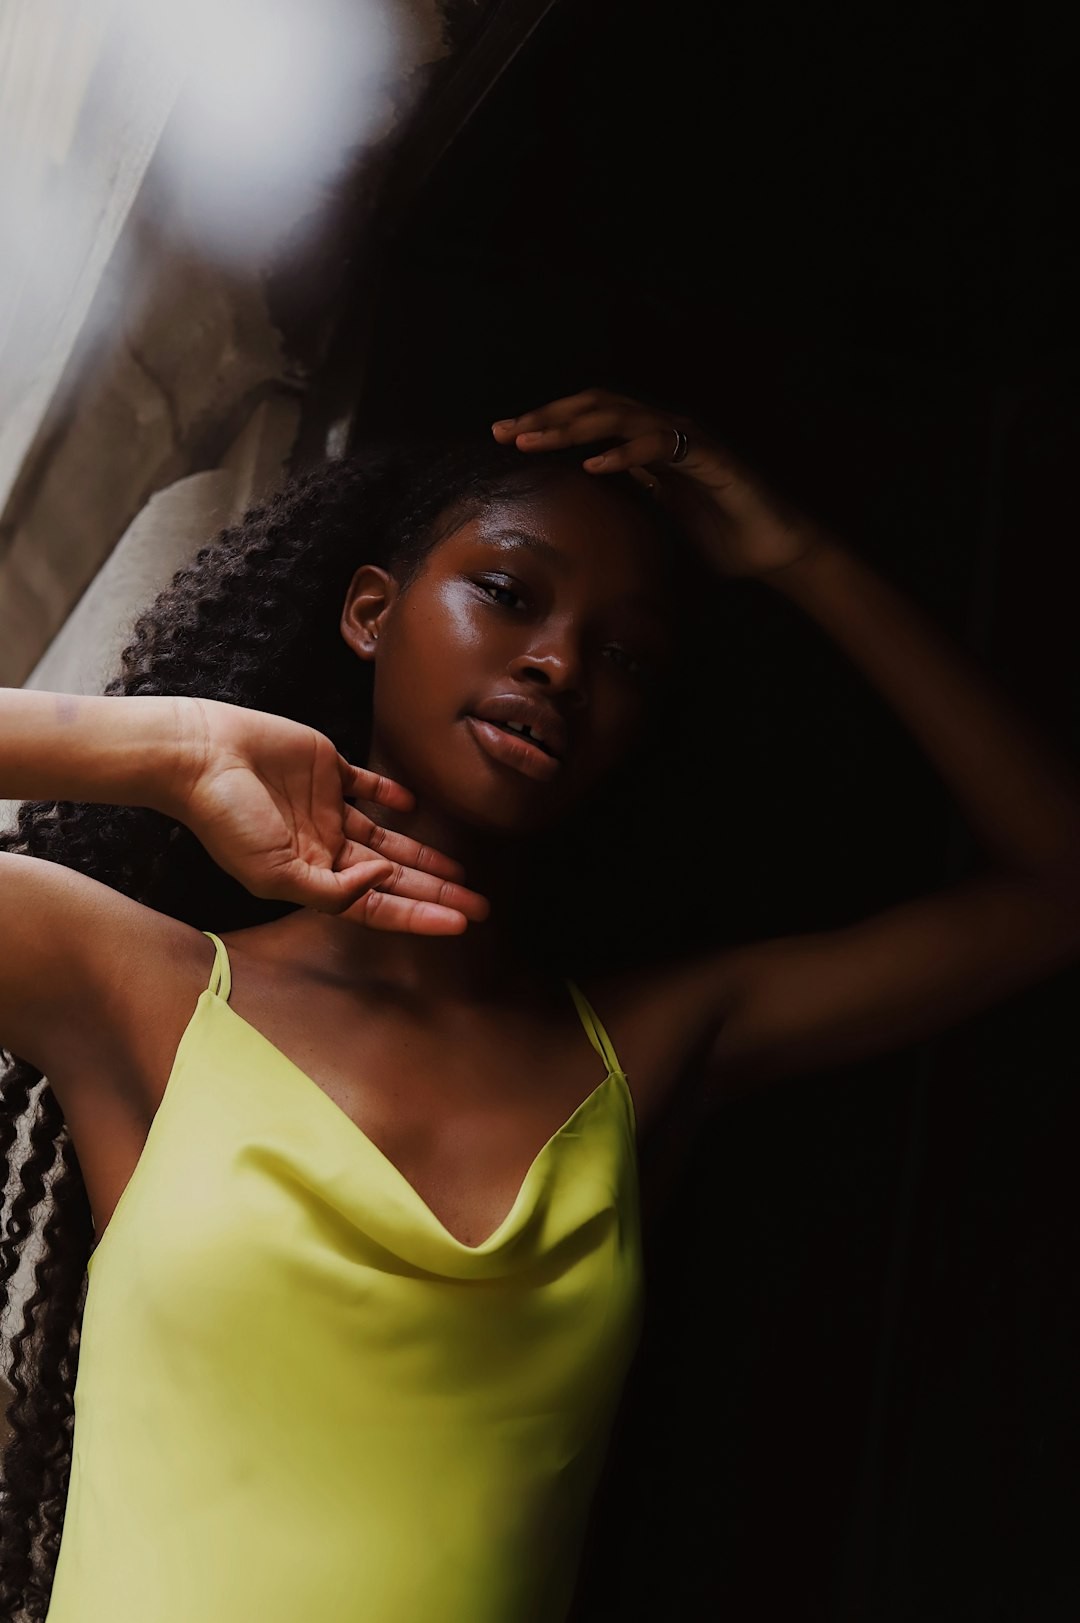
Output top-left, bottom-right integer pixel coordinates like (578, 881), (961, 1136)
(475, 529), (569, 569)
(475, 528), (670, 621)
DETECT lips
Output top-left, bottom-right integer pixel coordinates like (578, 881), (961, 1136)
(465, 694), (569, 784)
(469, 694), (569, 761)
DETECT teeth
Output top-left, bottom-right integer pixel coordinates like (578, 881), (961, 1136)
(497, 719), (549, 753)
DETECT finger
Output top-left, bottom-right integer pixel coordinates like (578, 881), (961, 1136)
(627, 465), (663, 495)
(338, 757), (415, 812)
(297, 857), (396, 914)
(343, 805), (466, 882)
(493, 389), (606, 429)
(511, 407), (658, 451)
(307, 863), (474, 933)
(491, 388), (632, 436)
(582, 431), (686, 474)
(340, 888), (473, 936)
(339, 848), (490, 922)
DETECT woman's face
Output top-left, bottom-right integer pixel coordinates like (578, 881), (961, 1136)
(342, 471), (676, 834)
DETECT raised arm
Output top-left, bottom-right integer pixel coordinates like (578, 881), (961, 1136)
(0, 688), (487, 1069)
(693, 538), (1080, 1094)
(494, 390), (1080, 1098)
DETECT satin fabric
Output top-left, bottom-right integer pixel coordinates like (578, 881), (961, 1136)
(46, 931), (644, 1622)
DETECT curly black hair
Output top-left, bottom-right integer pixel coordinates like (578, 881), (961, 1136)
(0, 429), (732, 1617)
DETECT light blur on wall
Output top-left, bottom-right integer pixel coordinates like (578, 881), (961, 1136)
(0, 0), (440, 1316)
(0, 0), (407, 520)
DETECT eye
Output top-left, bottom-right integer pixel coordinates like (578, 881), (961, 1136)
(474, 576), (526, 610)
(603, 644), (651, 682)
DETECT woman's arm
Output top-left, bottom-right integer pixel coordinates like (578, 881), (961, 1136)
(696, 538), (1080, 1095)
(0, 687), (191, 811)
(772, 539), (1080, 883)
(0, 689), (200, 1068)
(0, 689), (488, 1060)
(494, 391), (1080, 1097)
(0, 688), (483, 926)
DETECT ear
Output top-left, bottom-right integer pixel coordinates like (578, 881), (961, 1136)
(340, 565), (398, 661)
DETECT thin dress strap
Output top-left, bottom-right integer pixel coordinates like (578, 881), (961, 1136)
(565, 980), (623, 1075)
(201, 931), (233, 1002)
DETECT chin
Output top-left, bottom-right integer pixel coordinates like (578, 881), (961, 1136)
(447, 782), (573, 837)
(407, 758), (579, 838)
(389, 723), (608, 836)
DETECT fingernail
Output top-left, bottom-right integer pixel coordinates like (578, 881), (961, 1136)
(584, 454), (607, 468)
(493, 418), (516, 429)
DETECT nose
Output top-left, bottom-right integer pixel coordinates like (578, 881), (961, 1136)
(508, 623), (586, 704)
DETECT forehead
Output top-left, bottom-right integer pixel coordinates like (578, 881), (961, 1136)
(439, 473), (670, 585)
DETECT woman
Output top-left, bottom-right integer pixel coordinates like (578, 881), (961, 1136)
(2, 388), (1079, 1621)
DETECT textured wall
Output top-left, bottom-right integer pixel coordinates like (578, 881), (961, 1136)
(0, 0), (463, 691)
(0, 0), (498, 1455)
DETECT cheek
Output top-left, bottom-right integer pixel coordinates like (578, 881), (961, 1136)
(400, 581), (497, 680)
(372, 588), (489, 734)
(589, 681), (651, 767)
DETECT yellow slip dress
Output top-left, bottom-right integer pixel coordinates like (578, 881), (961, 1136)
(45, 930), (645, 1622)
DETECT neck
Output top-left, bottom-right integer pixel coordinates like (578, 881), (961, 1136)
(290, 910), (533, 1003)
(290, 777), (545, 1003)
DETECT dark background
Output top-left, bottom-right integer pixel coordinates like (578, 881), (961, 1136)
(322, 2), (1080, 1616)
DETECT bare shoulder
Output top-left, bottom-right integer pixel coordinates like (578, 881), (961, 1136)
(0, 850), (212, 1106)
(572, 950), (736, 1133)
